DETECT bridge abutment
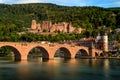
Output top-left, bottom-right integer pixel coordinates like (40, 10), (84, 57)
(21, 55), (28, 60)
(89, 42), (96, 58)
(89, 48), (95, 58)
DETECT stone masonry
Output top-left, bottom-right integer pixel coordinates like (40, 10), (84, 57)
(28, 20), (83, 33)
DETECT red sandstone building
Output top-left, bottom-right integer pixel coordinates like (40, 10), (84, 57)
(27, 20), (84, 33)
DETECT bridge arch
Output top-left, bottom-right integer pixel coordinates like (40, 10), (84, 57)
(0, 45), (21, 61)
(54, 47), (71, 59)
(100, 53), (104, 56)
(75, 48), (89, 58)
(27, 46), (49, 59)
(95, 52), (99, 57)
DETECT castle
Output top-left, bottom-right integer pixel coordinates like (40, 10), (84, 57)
(27, 20), (83, 33)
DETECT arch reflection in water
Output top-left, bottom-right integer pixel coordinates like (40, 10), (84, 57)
(16, 59), (78, 80)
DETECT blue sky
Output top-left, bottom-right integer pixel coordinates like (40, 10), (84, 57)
(0, 0), (120, 8)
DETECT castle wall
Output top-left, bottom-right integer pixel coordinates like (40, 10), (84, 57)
(31, 20), (37, 30)
(29, 20), (83, 34)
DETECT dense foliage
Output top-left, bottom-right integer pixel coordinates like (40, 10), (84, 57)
(0, 3), (120, 29)
(0, 3), (120, 42)
(0, 3), (120, 43)
(0, 3), (120, 54)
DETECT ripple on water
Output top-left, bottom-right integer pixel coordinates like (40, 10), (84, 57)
(0, 58), (120, 80)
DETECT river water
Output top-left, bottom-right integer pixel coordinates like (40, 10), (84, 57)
(0, 57), (120, 80)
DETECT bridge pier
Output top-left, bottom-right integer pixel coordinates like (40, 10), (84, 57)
(48, 50), (55, 60)
(91, 50), (95, 58)
(49, 57), (54, 60)
(21, 55), (28, 60)
(70, 52), (76, 59)
(19, 50), (28, 61)
(71, 55), (75, 59)
(89, 48), (96, 58)
(89, 42), (96, 58)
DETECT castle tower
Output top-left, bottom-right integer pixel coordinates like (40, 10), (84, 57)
(102, 33), (108, 52)
(31, 20), (37, 30)
(96, 33), (101, 43)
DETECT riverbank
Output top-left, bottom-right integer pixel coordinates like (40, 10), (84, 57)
(0, 53), (14, 57)
(0, 54), (120, 59)
(95, 56), (120, 59)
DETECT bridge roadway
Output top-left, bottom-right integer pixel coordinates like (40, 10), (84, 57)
(0, 42), (102, 61)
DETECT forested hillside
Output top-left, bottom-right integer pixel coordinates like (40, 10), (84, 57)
(0, 3), (120, 30)
(0, 3), (120, 55)
(0, 3), (120, 42)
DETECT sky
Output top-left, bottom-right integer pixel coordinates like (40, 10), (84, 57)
(0, 0), (120, 8)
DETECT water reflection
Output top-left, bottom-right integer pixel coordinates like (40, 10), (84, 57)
(103, 59), (110, 79)
(104, 59), (109, 70)
(0, 57), (120, 80)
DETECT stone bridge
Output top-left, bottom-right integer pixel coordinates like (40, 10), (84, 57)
(0, 42), (103, 61)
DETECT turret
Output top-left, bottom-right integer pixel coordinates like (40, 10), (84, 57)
(96, 33), (101, 43)
(31, 20), (37, 30)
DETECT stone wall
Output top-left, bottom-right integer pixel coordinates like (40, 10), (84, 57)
(28, 20), (83, 33)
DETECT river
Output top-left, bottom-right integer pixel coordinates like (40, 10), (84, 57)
(0, 57), (120, 80)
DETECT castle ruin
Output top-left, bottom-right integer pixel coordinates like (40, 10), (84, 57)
(27, 20), (83, 33)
